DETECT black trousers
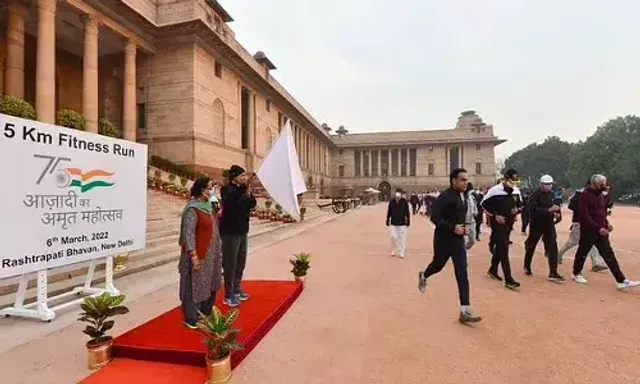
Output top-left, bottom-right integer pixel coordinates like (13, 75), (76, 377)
(573, 229), (625, 283)
(423, 236), (470, 306)
(222, 234), (248, 297)
(412, 203), (419, 214)
(523, 223), (558, 274)
(521, 209), (530, 233)
(181, 266), (215, 324)
(489, 222), (513, 281)
(474, 214), (483, 239)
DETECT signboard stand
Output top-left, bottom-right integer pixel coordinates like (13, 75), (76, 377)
(1, 256), (119, 322)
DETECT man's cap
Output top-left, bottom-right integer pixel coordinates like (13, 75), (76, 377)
(504, 169), (519, 182)
(540, 174), (554, 184)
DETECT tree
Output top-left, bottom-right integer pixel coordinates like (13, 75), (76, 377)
(568, 116), (640, 197)
(502, 136), (574, 187)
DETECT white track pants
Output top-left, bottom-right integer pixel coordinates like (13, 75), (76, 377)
(390, 225), (408, 257)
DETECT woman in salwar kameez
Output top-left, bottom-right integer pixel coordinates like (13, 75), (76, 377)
(178, 177), (223, 329)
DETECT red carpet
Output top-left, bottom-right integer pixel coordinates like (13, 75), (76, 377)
(81, 280), (303, 383)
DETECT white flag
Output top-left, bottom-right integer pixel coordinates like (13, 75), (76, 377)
(257, 119), (308, 220)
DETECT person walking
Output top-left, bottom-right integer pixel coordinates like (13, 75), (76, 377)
(410, 192), (420, 215)
(464, 182), (478, 250)
(417, 168), (481, 323)
(522, 175), (565, 282)
(386, 190), (410, 258)
(556, 181), (607, 271)
(473, 188), (484, 241)
(220, 165), (257, 307)
(482, 169), (522, 289)
(571, 174), (640, 289)
(520, 190), (531, 235)
(178, 177), (222, 328)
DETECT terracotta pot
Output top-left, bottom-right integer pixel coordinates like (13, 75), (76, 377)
(294, 275), (306, 283)
(206, 354), (232, 384)
(87, 338), (113, 370)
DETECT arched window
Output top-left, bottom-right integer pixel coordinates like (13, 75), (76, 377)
(212, 98), (225, 144)
(263, 126), (274, 154)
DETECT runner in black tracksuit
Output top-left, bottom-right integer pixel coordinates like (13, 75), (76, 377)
(481, 169), (522, 289)
(522, 175), (565, 282)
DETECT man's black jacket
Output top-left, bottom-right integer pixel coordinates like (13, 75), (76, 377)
(386, 198), (410, 226)
(220, 182), (257, 236)
(431, 187), (467, 239)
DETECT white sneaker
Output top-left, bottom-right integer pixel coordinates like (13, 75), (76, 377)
(573, 274), (588, 284)
(398, 255), (405, 259)
(617, 280), (640, 290)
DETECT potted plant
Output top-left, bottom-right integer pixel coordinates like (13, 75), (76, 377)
(56, 109), (87, 131)
(0, 95), (36, 119)
(290, 252), (311, 283)
(78, 292), (130, 370)
(197, 307), (243, 384)
(98, 118), (122, 138)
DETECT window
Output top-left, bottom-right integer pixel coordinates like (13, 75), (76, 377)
(409, 148), (417, 176)
(400, 149), (407, 176)
(371, 150), (379, 177)
(428, 163), (434, 176)
(339, 165), (344, 177)
(339, 149), (343, 155)
(381, 150), (389, 177)
(137, 103), (146, 132)
(475, 144), (481, 150)
(214, 15), (222, 33)
(475, 162), (482, 175)
(391, 149), (399, 176)
(354, 150), (361, 177)
(206, 13), (213, 23)
(363, 150), (370, 177)
(215, 61), (222, 78)
(266, 100), (271, 112)
(449, 147), (460, 171)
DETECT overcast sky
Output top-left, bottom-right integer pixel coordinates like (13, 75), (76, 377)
(223, 0), (639, 159)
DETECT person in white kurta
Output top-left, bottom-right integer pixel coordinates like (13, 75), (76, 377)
(386, 191), (411, 258)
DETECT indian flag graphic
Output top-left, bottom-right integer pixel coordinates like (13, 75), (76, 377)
(55, 168), (115, 193)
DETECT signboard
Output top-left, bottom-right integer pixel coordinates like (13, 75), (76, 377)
(0, 113), (147, 279)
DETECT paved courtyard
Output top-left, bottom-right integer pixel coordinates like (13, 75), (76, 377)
(2, 204), (640, 383)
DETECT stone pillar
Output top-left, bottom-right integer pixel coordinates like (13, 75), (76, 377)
(36, 0), (57, 123)
(123, 38), (137, 141)
(5, 2), (26, 98)
(82, 15), (100, 133)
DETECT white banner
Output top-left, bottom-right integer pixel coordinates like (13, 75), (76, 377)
(0, 114), (147, 279)
(257, 119), (307, 220)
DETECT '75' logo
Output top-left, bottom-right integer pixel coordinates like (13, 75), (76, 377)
(34, 154), (71, 185)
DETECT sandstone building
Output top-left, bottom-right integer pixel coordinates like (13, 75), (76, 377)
(0, 0), (503, 199)
(329, 111), (504, 199)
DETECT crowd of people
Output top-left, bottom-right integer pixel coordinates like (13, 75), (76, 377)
(387, 168), (640, 324)
(178, 165), (255, 328)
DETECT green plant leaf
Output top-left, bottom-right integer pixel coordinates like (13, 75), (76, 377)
(223, 309), (239, 328)
(106, 306), (130, 317)
(101, 320), (115, 332)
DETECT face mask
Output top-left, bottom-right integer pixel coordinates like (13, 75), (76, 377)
(602, 190), (608, 196)
(395, 192), (401, 199)
(208, 193), (217, 202)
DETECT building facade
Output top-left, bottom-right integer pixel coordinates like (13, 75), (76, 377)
(0, 0), (332, 189)
(329, 111), (504, 199)
(0, 0), (503, 199)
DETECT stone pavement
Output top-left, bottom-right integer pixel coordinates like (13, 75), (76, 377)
(2, 204), (640, 383)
